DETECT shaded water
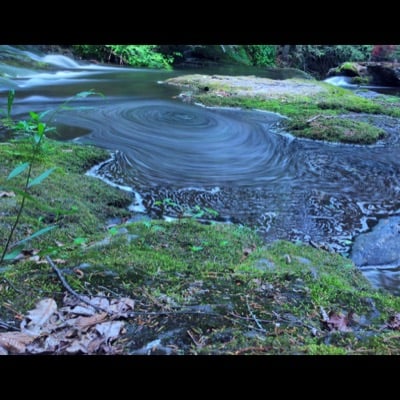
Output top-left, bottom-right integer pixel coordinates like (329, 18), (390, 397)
(2, 46), (400, 294)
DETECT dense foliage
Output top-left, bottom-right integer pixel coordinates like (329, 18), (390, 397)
(278, 45), (373, 78)
(73, 45), (176, 69)
(72, 45), (381, 78)
(244, 45), (276, 66)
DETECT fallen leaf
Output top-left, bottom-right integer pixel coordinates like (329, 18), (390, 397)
(65, 340), (87, 354)
(324, 311), (353, 332)
(0, 191), (15, 198)
(88, 296), (109, 310)
(68, 305), (96, 317)
(96, 321), (124, 342)
(0, 331), (35, 353)
(74, 312), (108, 331)
(20, 298), (58, 337)
(109, 297), (135, 314)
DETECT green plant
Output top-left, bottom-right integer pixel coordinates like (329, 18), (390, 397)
(245, 45), (276, 66)
(0, 115), (56, 262)
(105, 45), (174, 69)
(0, 89), (102, 264)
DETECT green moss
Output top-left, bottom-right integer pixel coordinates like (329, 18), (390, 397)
(352, 76), (371, 85)
(286, 117), (385, 143)
(0, 138), (132, 251)
(338, 62), (359, 75)
(303, 343), (348, 355)
(1, 138), (400, 354)
(167, 74), (400, 144)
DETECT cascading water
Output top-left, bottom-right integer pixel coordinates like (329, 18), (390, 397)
(2, 45), (400, 294)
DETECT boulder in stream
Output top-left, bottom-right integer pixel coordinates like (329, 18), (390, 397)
(351, 216), (400, 267)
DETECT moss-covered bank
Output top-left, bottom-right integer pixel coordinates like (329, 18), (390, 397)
(1, 138), (400, 354)
(166, 74), (400, 144)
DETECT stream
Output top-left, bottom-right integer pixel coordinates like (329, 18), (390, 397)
(1, 45), (400, 294)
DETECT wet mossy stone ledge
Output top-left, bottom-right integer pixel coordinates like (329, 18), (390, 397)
(165, 74), (400, 144)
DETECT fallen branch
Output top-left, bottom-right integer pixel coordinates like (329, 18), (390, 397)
(246, 296), (266, 333)
(306, 115), (322, 124)
(320, 306), (329, 322)
(45, 255), (108, 314)
(306, 115), (335, 124)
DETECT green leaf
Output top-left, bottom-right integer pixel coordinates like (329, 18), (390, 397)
(73, 237), (86, 245)
(205, 207), (219, 217)
(7, 89), (15, 119)
(7, 162), (29, 180)
(29, 111), (39, 121)
(76, 90), (103, 98)
(17, 225), (57, 245)
(3, 246), (24, 261)
(39, 110), (52, 119)
(191, 211), (204, 218)
(108, 227), (119, 236)
(37, 122), (46, 135)
(28, 168), (56, 188)
(191, 246), (203, 252)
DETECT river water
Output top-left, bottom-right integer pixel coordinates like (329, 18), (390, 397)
(2, 46), (400, 294)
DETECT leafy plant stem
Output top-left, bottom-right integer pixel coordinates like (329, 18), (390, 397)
(0, 131), (45, 263)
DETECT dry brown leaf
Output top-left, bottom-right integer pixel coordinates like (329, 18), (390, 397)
(74, 312), (108, 331)
(89, 296), (110, 310)
(87, 337), (106, 353)
(96, 321), (124, 342)
(109, 297), (135, 314)
(20, 298), (58, 337)
(68, 305), (96, 316)
(0, 191), (15, 198)
(0, 331), (35, 353)
(65, 340), (87, 354)
(325, 311), (353, 332)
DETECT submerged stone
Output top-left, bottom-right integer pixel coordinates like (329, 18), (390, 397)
(351, 216), (400, 267)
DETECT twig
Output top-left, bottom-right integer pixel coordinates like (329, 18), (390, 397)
(97, 285), (121, 297)
(235, 346), (272, 355)
(1, 277), (23, 294)
(126, 310), (219, 318)
(45, 255), (108, 314)
(306, 115), (335, 124)
(320, 306), (329, 323)
(306, 114), (322, 124)
(0, 320), (18, 331)
(246, 296), (266, 333)
(228, 311), (274, 324)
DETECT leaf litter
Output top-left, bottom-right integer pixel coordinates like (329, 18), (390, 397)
(0, 293), (135, 354)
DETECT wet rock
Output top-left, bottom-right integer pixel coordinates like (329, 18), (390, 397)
(253, 258), (276, 272)
(294, 256), (312, 265)
(351, 216), (400, 267)
(328, 61), (400, 86)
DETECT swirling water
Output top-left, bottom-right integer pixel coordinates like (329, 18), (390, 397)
(2, 46), (400, 293)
